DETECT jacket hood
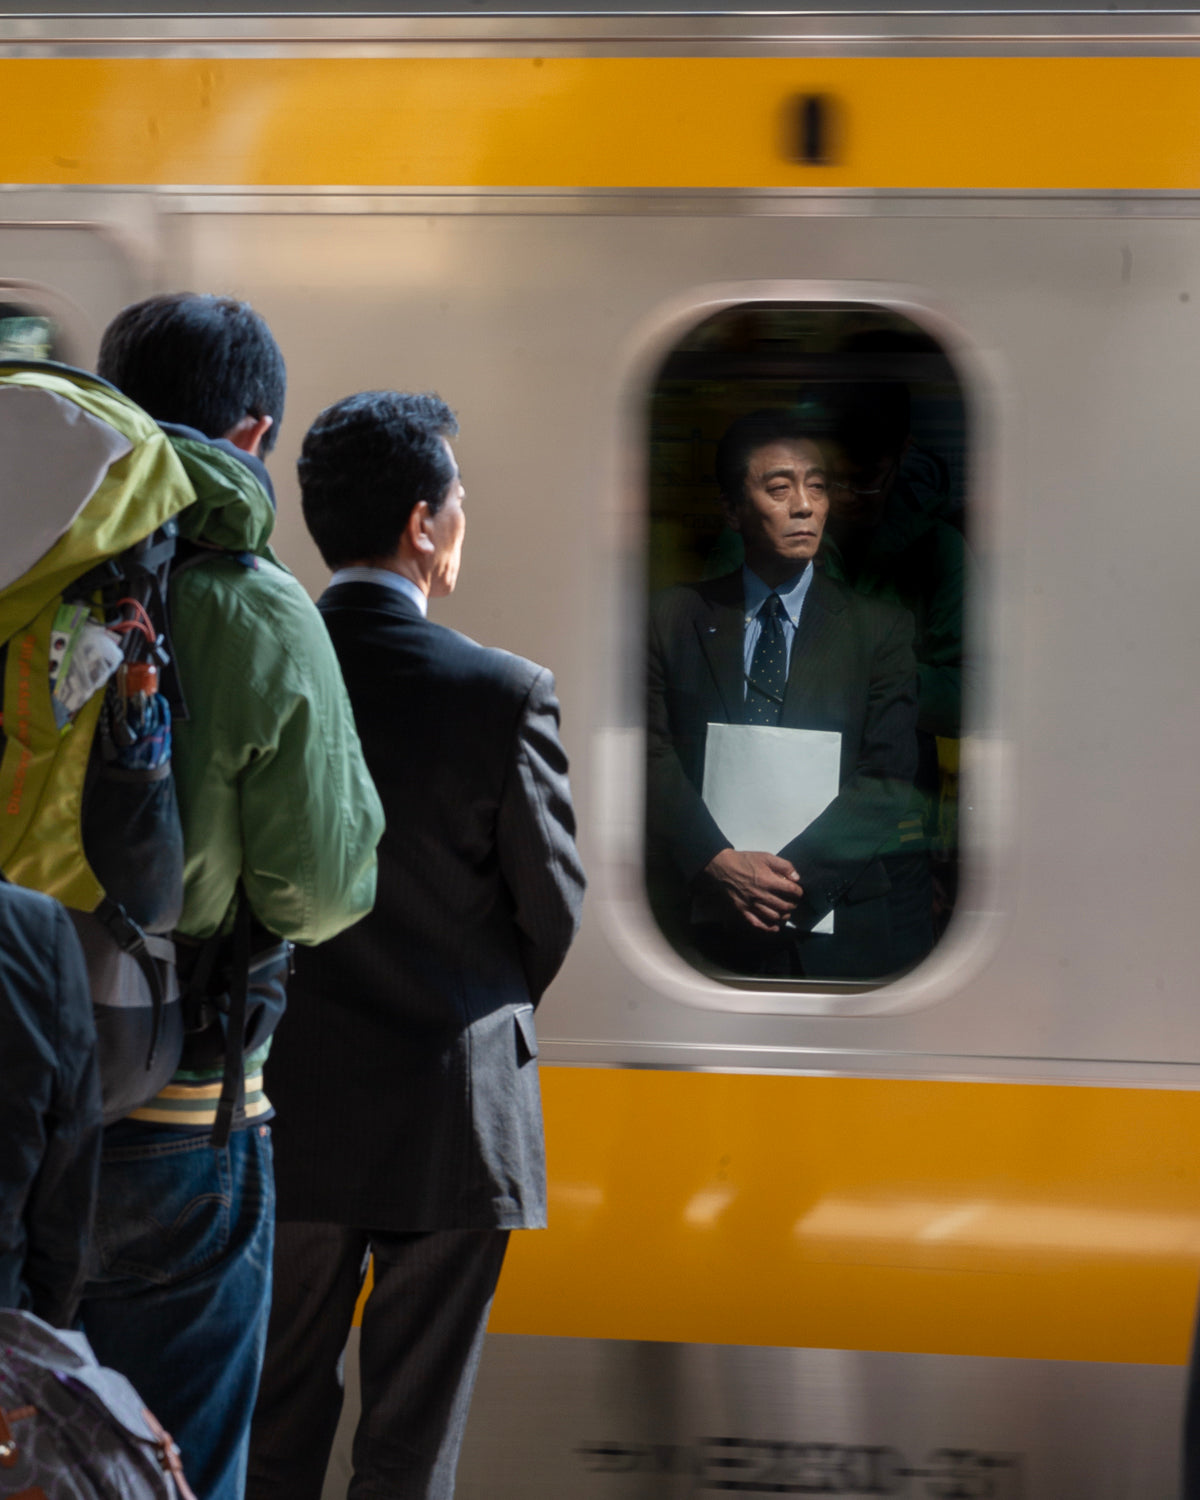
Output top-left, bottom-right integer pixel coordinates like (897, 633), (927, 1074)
(160, 423), (277, 555)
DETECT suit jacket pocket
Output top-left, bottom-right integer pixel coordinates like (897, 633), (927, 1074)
(514, 1005), (539, 1065)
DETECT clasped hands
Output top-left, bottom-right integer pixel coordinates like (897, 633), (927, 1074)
(702, 848), (802, 933)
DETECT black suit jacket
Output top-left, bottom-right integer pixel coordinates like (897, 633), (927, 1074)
(646, 567), (918, 978)
(268, 582), (585, 1230)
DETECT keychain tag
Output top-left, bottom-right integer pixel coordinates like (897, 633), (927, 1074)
(49, 603), (123, 724)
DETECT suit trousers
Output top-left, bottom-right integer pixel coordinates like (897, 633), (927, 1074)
(247, 1221), (509, 1500)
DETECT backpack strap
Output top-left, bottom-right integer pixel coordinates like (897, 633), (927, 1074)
(172, 540), (260, 578)
(210, 885), (251, 1151)
(93, 897), (174, 1071)
(140, 1405), (198, 1500)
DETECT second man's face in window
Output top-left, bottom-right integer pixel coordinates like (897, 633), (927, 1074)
(724, 438), (829, 583)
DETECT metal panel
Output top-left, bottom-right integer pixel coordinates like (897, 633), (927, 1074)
(164, 200), (1200, 1081)
(7, 12), (1200, 61)
(6, 2), (1200, 15)
(321, 1330), (1184, 1499)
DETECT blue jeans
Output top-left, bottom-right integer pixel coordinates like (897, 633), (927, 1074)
(80, 1120), (275, 1500)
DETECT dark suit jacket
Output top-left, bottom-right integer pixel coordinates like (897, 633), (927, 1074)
(268, 582), (585, 1231)
(0, 883), (101, 1326)
(646, 566), (918, 979)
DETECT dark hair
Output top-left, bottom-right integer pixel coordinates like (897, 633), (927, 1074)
(298, 390), (459, 569)
(714, 409), (818, 502)
(97, 293), (286, 455)
(825, 383), (910, 469)
(824, 328), (920, 466)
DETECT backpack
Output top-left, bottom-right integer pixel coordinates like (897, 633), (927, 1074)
(0, 1309), (196, 1500)
(0, 364), (293, 1145)
(0, 361), (195, 1124)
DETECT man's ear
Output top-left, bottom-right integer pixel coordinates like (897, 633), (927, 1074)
(224, 414), (274, 457)
(405, 500), (435, 556)
(721, 493), (743, 532)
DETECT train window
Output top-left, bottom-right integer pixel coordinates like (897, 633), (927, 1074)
(0, 300), (61, 362)
(643, 303), (970, 989)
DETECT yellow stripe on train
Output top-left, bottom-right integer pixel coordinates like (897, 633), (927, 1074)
(5, 56), (1200, 190)
(484, 1068), (1200, 1366)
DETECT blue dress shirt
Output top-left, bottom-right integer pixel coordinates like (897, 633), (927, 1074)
(741, 563), (814, 697)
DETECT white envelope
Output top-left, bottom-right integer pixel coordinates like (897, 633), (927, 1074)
(702, 722), (842, 935)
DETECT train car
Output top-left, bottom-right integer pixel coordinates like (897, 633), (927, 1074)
(4, 1), (1200, 1494)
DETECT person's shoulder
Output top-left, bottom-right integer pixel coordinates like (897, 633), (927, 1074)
(173, 554), (342, 703)
(651, 572), (739, 626)
(815, 567), (911, 634)
(0, 887), (78, 1005)
(929, 516), (969, 565)
(0, 883), (61, 945)
(427, 621), (547, 700)
(177, 552), (321, 636)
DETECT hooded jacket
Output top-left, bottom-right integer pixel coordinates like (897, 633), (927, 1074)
(127, 430), (384, 1128)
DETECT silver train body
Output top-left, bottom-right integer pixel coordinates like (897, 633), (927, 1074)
(3, 3), (1200, 1494)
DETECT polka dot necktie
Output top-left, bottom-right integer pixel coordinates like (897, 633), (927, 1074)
(746, 593), (787, 725)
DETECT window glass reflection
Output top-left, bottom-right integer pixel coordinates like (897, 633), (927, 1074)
(0, 302), (59, 361)
(644, 305), (970, 984)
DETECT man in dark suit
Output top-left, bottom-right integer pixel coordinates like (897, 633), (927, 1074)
(646, 409), (920, 981)
(246, 391), (586, 1500)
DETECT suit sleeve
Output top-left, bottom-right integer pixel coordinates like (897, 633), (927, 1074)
(22, 902), (102, 1328)
(497, 667), (586, 1003)
(779, 603), (919, 925)
(645, 597), (732, 882)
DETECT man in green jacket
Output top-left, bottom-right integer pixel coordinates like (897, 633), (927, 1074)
(77, 294), (384, 1500)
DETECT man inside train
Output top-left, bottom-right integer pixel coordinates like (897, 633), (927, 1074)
(247, 390), (586, 1500)
(645, 407), (921, 980)
(75, 294), (385, 1500)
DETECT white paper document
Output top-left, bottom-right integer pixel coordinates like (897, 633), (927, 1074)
(701, 723), (842, 936)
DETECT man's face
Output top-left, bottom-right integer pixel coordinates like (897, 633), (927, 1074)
(827, 445), (899, 529)
(725, 438), (829, 578)
(428, 439), (466, 598)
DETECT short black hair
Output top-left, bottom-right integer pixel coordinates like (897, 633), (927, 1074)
(824, 384), (910, 469)
(298, 390), (459, 569)
(97, 293), (286, 455)
(714, 409), (818, 502)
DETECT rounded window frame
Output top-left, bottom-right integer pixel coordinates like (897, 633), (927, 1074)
(595, 280), (1009, 1019)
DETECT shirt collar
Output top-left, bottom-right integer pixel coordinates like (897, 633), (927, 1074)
(328, 566), (428, 617)
(742, 562), (812, 628)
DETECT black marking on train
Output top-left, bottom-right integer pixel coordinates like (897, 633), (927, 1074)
(577, 1437), (1024, 1495)
(790, 94), (838, 166)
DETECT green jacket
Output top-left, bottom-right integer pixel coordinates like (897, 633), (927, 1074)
(166, 431), (383, 943)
